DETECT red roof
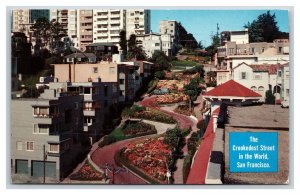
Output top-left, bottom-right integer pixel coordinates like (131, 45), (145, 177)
(203, 80), (262, 98)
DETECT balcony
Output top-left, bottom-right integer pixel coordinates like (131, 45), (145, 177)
(96, 20), (108, 25)
(82, 18), (93, 23)
(110, 26), (120, 30)
(98, 15), (108, 19)
(98, 26), (108, 30)
(110, 20), (120, 25)
(83, 109), (96, 116)
(110, 14), (120, 18)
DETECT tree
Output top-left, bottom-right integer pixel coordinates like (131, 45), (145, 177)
(205, 33), (221, 59)
(119, 30), (127, 57)
(149, 50), (171, 71)
(154, 71), (165, 79)
(127, 34), (147, 60)
(49, 20), (67, 53)
(184, 80), (199, 111)
(244, 11), (288, 42)
(265, 90), (275, 104)
(30, 18), (51, 49)
(164, 127), (183, 151)
(198, 41), (204, 50)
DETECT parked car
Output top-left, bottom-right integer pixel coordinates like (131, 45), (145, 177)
(281, 99), (289, 108)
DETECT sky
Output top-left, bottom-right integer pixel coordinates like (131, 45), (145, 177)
(151, 10), (289, 47)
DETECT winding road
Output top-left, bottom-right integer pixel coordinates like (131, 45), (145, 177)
(89, 95), (198, 184)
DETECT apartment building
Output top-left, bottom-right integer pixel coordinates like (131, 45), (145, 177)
(50, 9), (80, 48)
(126, 9), (151, 39)
(78, 10), (93, 51)
(136, 33), (173, 58)
(92, 9), (126, 45)
(159, 20), (179, 44)
(85, 43), (119, 60)
(216, 29), (289, 85)
(11, 90), (84, 182)
(12, 9), (50, 33)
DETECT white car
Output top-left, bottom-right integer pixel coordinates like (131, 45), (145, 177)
(281, 100), (289, 108)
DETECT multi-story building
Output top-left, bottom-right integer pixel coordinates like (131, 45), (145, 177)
(216, 29), (289, 85)
(126, 9), (151, 39)
(231, 62), (289, 101)
(50, 9), (80, 48)
(12, 9), (50, 33)
(159, 20), (179, 44)
(92, 9), (126, 45)
(78, 10), (93, 51)
(11, 89), (84, 182)
(136, 33), (172, 58)
(29, 9), (50, 23)
(85, 43), (118, 60)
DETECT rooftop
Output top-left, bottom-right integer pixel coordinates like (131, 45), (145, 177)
(226, 105), (289, 130)
(203, 80), (262, 98)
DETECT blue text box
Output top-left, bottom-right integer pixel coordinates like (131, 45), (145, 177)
(229, 132), (278, 172)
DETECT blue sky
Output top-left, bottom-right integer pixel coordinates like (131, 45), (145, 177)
(151, 10), (289, 47)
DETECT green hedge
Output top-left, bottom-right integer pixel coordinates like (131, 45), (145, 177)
(181, 126), (192, 137)
(182, 154), (192, 183)
(115, 149), (161, 184)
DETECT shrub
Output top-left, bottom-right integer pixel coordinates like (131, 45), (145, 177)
(183, 155), (192, 183)
(181, 126), (192, 137)
(98, 135), (117, 147)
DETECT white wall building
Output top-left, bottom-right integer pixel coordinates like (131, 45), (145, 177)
(136, 33), (172, 58)
(92, 9), (126, 45)
(159, 20), (179, 44)
(232, 62), (289, 101)
(126, 9), (150, 40)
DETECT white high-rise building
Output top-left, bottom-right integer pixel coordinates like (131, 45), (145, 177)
(126, 9), (151, 40)
(92, 9), (126, 45)
(50, 9), (80, 48)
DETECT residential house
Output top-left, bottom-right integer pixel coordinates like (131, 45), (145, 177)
(11, 89), (84, 182)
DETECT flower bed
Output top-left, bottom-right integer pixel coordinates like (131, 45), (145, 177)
(122, 105), (176, 124)
(123, 121), (157, 136)
(156, 93), (188, 104)
(174, 105), (194, 116)
(69, 161), (103, 181)
(156, 80), (186, 92)
(120, 137), (172, 184)
(134, 109), (176, 124)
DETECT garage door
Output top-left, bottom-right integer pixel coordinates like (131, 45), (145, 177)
(32, 161), (56, 178)
(16, 159), (28, 174)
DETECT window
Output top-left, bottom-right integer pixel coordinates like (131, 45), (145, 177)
(278, 47), (282, 53)
(253, 73), (262, 80)
(119, 79), (124, 84)
(229, 48), (234, 53)
(170, 23), (174, 26)
(119, 91), (124, 96)
(26, 142), (34, 151)
(155, 43), (160, 46)
(251, 47), (255, 53)
(258, 86), (264, 95)
(278, 70), (282, 77)
(33, 124), (49, 134)
(241, 72), (247, 80)
(49, 144), (59, 153)
(262, 47), (265, 52)
(109, 67), (115, 73)
(75, 102), (79, 110)
(286, 89), (289, 97)
(93, 67), (98, 73)
(251, 86), (257, 92)
(17, 141), (22, 150)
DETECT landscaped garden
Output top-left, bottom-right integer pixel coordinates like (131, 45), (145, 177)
(122, 105), (177, 124)
(174, 104), (195, 116)
(69, 161), (104, 181)
(155, 93), (188, 104)
(118, 137), (172, 184)
(98, 120), (157, 147)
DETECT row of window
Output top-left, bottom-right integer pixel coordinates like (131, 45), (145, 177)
(16, 141), (60, 153)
